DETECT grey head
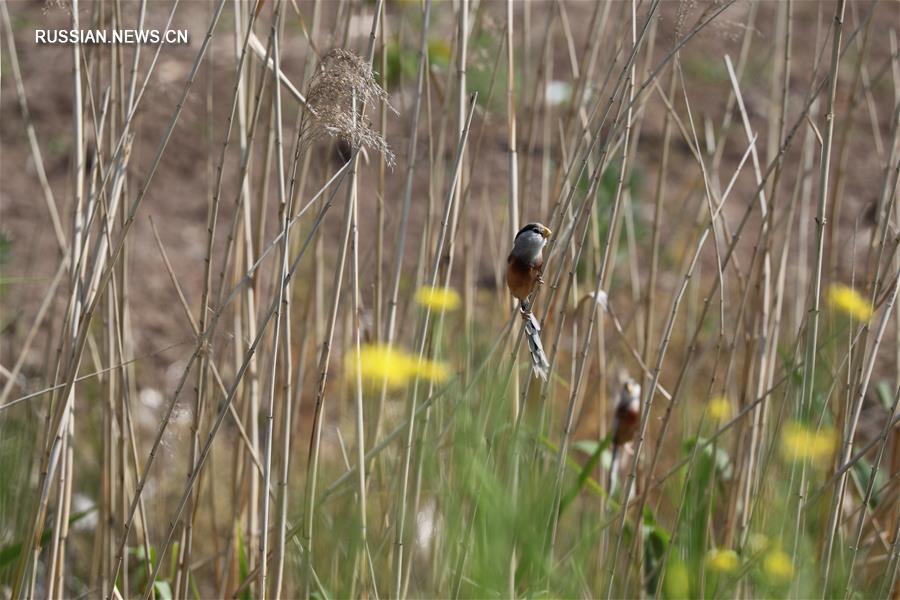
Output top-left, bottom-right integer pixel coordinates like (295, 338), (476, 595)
(511, 222), (552, 265)
(619, 377), (641, 412)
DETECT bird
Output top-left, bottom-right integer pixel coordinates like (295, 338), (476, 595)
(608, 376), (641, 493)
(506, 222), (552, 380)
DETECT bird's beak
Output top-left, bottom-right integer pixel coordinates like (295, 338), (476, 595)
(542, 226), (552, 238)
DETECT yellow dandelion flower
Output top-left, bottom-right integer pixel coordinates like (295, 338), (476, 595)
(415, 286), (462, 312)
(413, 357), (451, 383)
(347, 344), (417, 388)
(763, 549), (794, 582)
(706, 549), (739, 573)
(708, 396), (731, 422)
(780, 422), (837, 466)
(346, 344), (451, 388)
(828, 284), (873, 322)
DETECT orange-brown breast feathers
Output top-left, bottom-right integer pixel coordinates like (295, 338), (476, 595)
(506, 255), (542, 301)
(613, 401), (640, 446)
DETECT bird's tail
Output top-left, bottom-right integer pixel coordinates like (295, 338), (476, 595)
(521, 307), (550, 381)
(608, 444), (620, 494)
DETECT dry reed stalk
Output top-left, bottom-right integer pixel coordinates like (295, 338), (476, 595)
(610, 74), (811, 596)
(723, 53), (774, 548)
(826, 7), (875, 285)
(374, 0), (387, 350)
(72, 5), (251, 592)
(0, 1), (66, 254)
(174, 2), (261, 594)
(809, 0), (847, 585)
(300, 10), (389, 593)
(392, 93), (477, 599)
(148, 218), (266, 479)
(501, 26), (529, 590)
(39, 1), (86, 596)
(825, 266), (900, 588)
(889, 30), (900, 568)
(4, 0), (899, 596)
(505, 0), (519, 428)
(846, 383), (900, 592)
(137, 156), (355, 597)
(541, 2), (659, 577)
(259, 4), (290, 597)
(643, 67), (676, 389)
(273, 4), (323, 594)
(378, 0), (433, 446)
(231, 9), (274, 585)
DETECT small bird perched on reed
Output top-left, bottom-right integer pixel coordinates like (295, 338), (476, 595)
(608, 376), (641, 493)
(506, 222), (552, 380)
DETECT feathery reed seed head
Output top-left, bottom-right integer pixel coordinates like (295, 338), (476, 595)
(304, 49), (396, 166)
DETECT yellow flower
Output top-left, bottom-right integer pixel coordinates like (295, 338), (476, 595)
(346, 344), (450, 388)
(706, 549), (739, 573)
(413, 358), (451, 383)
(828, 284), (873, 322)
(415, 286), (462, 312)
(708, 396), (731, 422)
(763, 549), (794, 582)
(780, 422), (837, 466)
(664, 557), (690, 599)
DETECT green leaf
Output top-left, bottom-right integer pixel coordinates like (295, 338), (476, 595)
(236, 521), (251, 600)
(0, 232), (10, 267)
(538, 435), (610, 514)
(851, 457), (886, 508)
(643, 508), (670, 595)
(679, 438), (732, 577)
(0, 508), (95, 568)
(573, 439), (600, 455)
(875, 380), (895, 411)
(130, 544), (157, 564)
(153, 580), (173, 600)
(558, 434), (612, 516)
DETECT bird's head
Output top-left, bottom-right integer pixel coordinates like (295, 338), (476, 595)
(511, 222), (552, 264)
(516, 222), (552, 240)
(623, 379), (641, 399)
(621, 378), (641, 411)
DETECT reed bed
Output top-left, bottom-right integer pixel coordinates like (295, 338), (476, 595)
(1, 0), (899, 598)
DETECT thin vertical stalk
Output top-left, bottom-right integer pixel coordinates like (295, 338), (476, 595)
(800, 0), (845, 435)
(302, 5), (384, 594)
(259, 3), (289, 597)
(378, 0), (433, 443)
(807, 0), (847, 586)
(393, 94), (477, 599)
